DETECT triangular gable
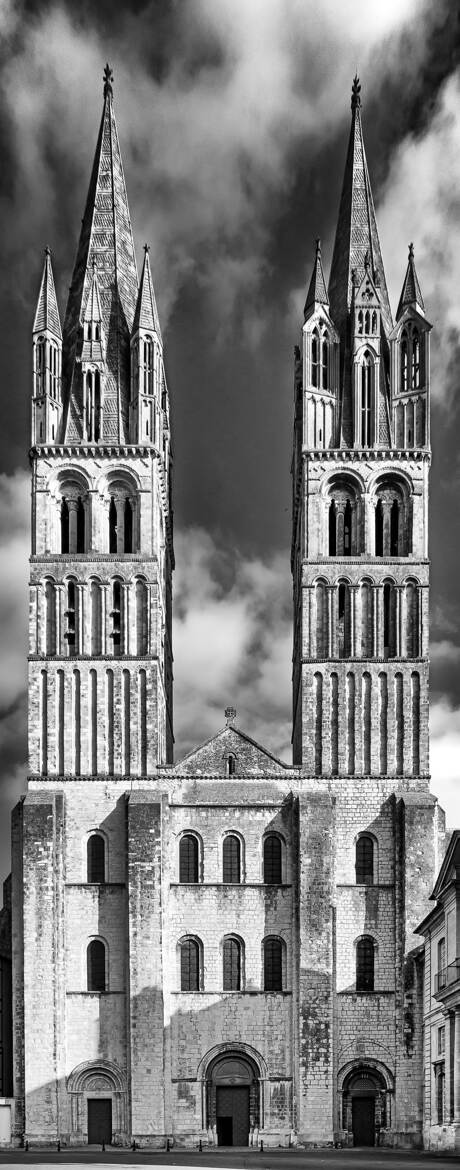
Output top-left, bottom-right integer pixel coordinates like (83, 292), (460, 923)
(172, 724), (289, 777)
(431, 830), (460, 902)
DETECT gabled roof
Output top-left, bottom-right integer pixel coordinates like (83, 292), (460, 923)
(132, 245), (162, 342)
(33, 248), (62, 340)
(62, 64), (139, 443)
(172, 722), (290, 777)
(431, 830), (460, 902)
(396, 243), (425, 321)
(304, 238), (329, 319)
(328, 78), (393, 344)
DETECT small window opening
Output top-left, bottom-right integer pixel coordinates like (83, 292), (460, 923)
(321, 337), (328, 390)
(227, 753), (236, 777)
(264, 938), (282, 991)
(76, 496), (85, 553)
(111, 581), (121, 655)
(356, 936), (375, 992)
(328, 501), (337, 555)
(87, 835), (105, 883)
(311, 334), (319, 388)
(179, 835), (199, 883)
(375, 500), (383, 557)
(263, 834), (282, 884)
(344, 499), (352, 555)
(65, 581), (76, 654)
(61, 498), (69, 554)
(109, 497), (117, 554)
(390, 500), (399, 556)
(223, 937), (241, 991)
(124, 498), (133, 554)
(355, 836), (374, 884)
(180, 938), (200, 991)
(223, 836), (241, 884)
(87, 939), (106, 992)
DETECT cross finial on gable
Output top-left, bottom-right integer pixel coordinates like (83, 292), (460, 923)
(225, 706), (237, 726)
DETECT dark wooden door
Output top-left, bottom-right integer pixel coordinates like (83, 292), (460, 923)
(87, 1098), (112, 1144)
(216, 1087), (250, 1145)
(352, 1096), (375, 1146)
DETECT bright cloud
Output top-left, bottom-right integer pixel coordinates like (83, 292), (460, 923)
(378, 70), (460, 403)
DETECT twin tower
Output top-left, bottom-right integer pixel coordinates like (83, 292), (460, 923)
(11, 68), (439, 1149)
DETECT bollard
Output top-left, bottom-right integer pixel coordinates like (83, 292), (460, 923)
(25, 1140), (29, 1152)
(102, 1140), (105, 1151)
(132, 1139), (137, 1151)
(57, 1140), (60, 1152)
(166, 1137), (170, 1152)
(260, 1139), (264, 1152)
(199, 1139), (202, 1152)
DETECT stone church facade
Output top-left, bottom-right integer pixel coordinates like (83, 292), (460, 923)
(0, 67), (451, 1147)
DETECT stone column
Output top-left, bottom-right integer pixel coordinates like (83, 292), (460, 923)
(350, 585), (358, 657)
(116, 495), (125, 555)
(67, 498), (78, 554)
(454, 1006), (460, 1124)
(382, 500), (391, 556)
(375, 586), (384, 657)
(395, 586), (402, 658)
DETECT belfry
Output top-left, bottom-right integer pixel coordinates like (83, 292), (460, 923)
(0, 70), (449, 1150)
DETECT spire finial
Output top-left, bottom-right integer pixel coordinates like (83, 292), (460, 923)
(45, 245), (51, 258)
(409, 241), (414, 260)
(103, 63), (113, 100)
(351, 74), (361, 111)
(144, 243), (150, 254)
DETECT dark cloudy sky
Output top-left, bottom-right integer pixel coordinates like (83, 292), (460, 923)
(0, 0), (460, 882)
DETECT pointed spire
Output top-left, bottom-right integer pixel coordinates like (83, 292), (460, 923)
(133, 245), (162, 342)
(33, 247), (62, 339)
(328, 78), (393, 342)
(396, 242), (425, 320)
(304, 238), (329, 318)
(62, 64), (139, 444)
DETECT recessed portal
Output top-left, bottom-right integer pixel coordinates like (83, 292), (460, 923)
(216, 1086), (250, 1146)
(87, 1098), (112, 1145)
(352, 1096), (375, 1146)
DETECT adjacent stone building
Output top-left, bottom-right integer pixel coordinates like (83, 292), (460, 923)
(0, 67), (451, 1148)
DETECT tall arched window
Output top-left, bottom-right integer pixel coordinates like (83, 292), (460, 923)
(328, 481), (360, 556)
(36, 337), (45, 394)
(355, 836), (374, 885)
(411, 329), (420, 389)
(401, 331), (408, 392)
(344, 499), (352, 555)
(328, 501), (336, 555)
(87, 939), (106, 992)
(263, 834), (282, 883)
(264, 937), (283, 991)
(90, 581), (102, 654)
(124, 498), (133, 554)
(321, 334), (329, 390)
(144, 337), (154, 395)
(111, 581), (121, 656)
(76, 497), (85, 553)
(311, 332), (319, 388)
(390, 500), (399, 556)
(61, 499), (69, 553)
(180, 938), (200, 991)
(109, 497), (117, 554)
(356, 936), (375, 992)
(87, 834), (105, 883)
(406, 581), (420, 657)
(360, 580), (373, 658)
(179, 835), (199, 883)
(45, 580), (56, 654)
(315, 580), (327, 657)
(223, 835), (241, 883)
(65, 581), (76, 655)
(223, 937), (241, 991)
(338, 583), (351, 658)
(361, 354), (372, 447)
(383, 583), (396, 658)
(136, 579), (148, 655)
(50, 342), (59, 399)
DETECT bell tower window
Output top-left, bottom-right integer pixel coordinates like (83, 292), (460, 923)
(361, 355), (371, 447)
(401, 331), (408, 392)
(411, 329), (420, 389)
(311, 332), (319, 388)
(111, 581), (121, 656)
(144, 338), (154, 395)
(109, 498), (117, 554)
(65, 581), (76, 655)
(61, 499), (69, 553)
(321, 334), (329, 390)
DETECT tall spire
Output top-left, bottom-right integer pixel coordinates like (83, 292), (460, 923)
(62, 64), (139, 443)
(328, 77), (393, 342)
(33, 247), (62, 340)
(133, 245), (162, 341)
(396, 242), (425, 320)
(304, 238), (329, 318)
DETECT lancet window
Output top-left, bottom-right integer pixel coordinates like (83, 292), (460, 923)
(328, 480), (360, 556)
(374, 479), (408, 557)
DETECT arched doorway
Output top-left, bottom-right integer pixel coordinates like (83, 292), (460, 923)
(340, 1064), (389, 1147)
(67, 1059), (127, 1146)
(206, 1051), (260, 1146)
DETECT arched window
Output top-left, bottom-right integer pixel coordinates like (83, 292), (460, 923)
(263, 834), (282, 883)
(223, 836), (240, 884)
(179, 835), (199, 883)
(227, 753), (236, 776)
(311, 332), (319, 388)
(87, 834), (105, 883)
(45, 580), (56, 654)
(411, 329), (420, 389)
(371, 311), (377, 333)
(357, 309), (363, 334)
(136, 579), (148, 655)
(390, 500), (399, 556)
(87, 939), (106, 992)
(401, 332), (408, 392)
(315, 580), (327, 657)
(375, 500), (383, 556)
(144, 337), (154, 395)
(360, 580), (373, 658)
(364, 310), (370, 334)
(61, 498), (69, 553)
(65, 581), (76, 655)
(321, 335), (329, 390)
(361, 354), (372, 447)
(76, 497), (85, 553)
(338, 582), (351, 658)
(124, 498), (133, 554)
(355, 836), (374, 884)
(50, 342), (59, 399)
(406, 581), (420, 657)
(111, 580), (121, 655)
(223, 937), (241, 991)
(36, 337), (45, 394)
(344, 499), (352, 555)
(356, 936), (375, 992)
(437, 937), (446, 990)
(264, 937), (283, 991)
(383, 583), (396, 658)
(90, 581), (102, 654)
(109, 497), (117, 554)
(180, 938), (200, 991)
(328, 501), (336, 555)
